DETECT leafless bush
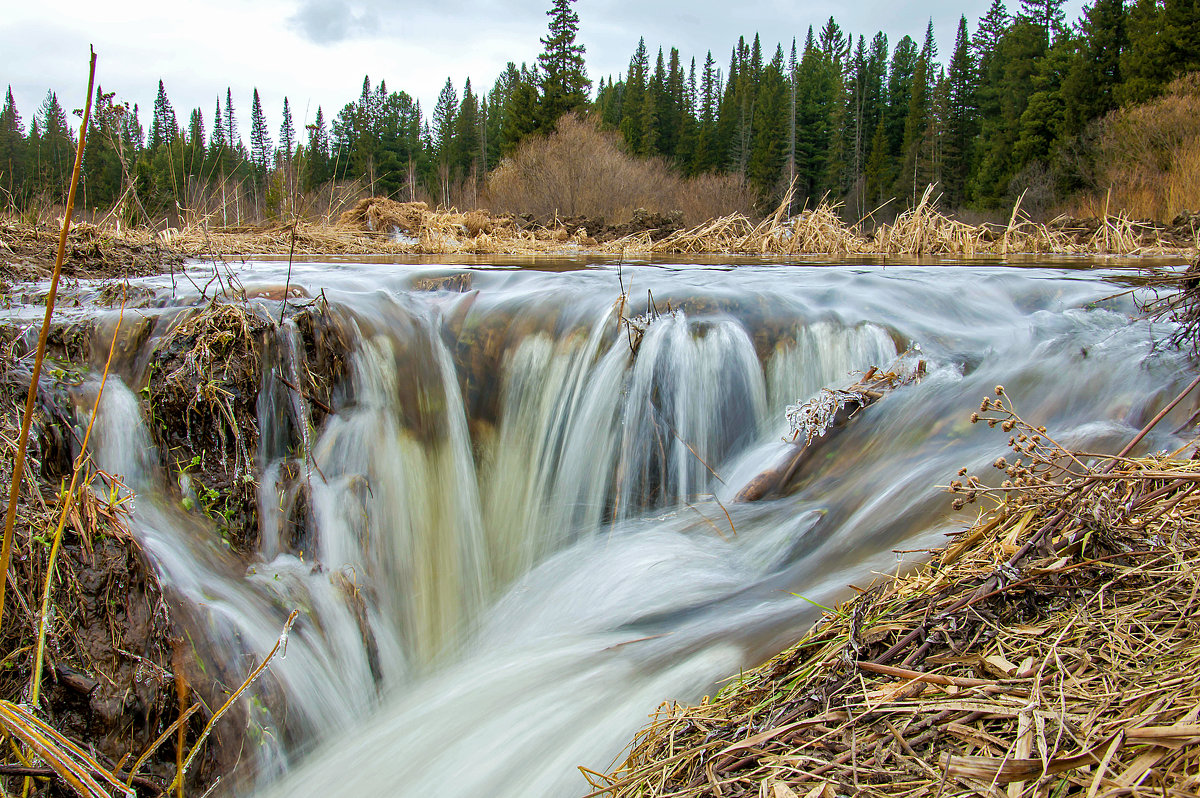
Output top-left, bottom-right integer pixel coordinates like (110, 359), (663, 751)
(483, 114), (755, 224)
(1072, 73), (1200, 221)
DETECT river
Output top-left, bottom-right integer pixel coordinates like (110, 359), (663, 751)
(29, 256), (1190, 796)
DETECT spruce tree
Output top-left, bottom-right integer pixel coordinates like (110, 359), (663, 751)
(224, 88), (241, 157)
(487, 63), (521, 164)
(1061, 0), (1125, 136)
(1119, 0), (1170, 102)
(81, 88), (127, 211)
(454, 79), (481, 180)
(303, 106), (330, 191)
(185, 107), (206, 177)
(249, 88), (272, 181)
(207, 98), (226, 176)
(536, 0), (590, 129)
(0, 87), (25, 204)
(1018, 0), (1066, 43)
(885, 36), (919, 159)
(149, 80), (178, 151)
(692, 50), (718, 172)
(35, 91), (74, 203)
(1164, 0), (1200, 75)
(620, 38), (649, 152)
(433, 77), (457, 206)
(945, 16), (978, 206)
(279, 97), (295, 164)
(747, 51), (788, 202)
(501, 65), (539, 155)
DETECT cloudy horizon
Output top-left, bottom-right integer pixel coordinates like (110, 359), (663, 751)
(3, 0), (1085, 147)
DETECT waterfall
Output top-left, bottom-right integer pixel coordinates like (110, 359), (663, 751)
(61, 260), (1189, 796)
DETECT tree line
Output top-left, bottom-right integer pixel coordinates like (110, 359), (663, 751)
(0, 0), (1196, 224)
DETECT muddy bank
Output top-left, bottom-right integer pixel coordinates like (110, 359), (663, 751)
(0, 220), (184, 285)
(0, 291), (349, 795)
(0, 333), (216, 796)
(4, 200), (1197, 277)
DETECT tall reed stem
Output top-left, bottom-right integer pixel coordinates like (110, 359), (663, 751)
(0, 48), (97, 630)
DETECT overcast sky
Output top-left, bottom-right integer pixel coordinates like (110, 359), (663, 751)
(2, 0), (1087, 145)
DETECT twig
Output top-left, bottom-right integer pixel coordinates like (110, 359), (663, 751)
(164, 610), (299, 796)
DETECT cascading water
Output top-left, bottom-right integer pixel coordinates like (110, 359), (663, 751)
(39, 259), (1191, 796)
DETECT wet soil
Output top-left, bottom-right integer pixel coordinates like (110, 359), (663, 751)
(0, 344), (217, 796)
(0, 221), (184, 287)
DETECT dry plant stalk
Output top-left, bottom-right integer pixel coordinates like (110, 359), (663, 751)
(29, 290), (125, 709)
(0, 48), (96, 630)
(591, 385), (1200, 798)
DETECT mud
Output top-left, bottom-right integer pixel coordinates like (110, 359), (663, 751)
(0, 346), (216, 796)
(0, 221), (184, 285)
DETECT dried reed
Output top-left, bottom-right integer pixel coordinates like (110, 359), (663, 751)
(0, 47), (95, 632)
(589, 384), (1200, 798)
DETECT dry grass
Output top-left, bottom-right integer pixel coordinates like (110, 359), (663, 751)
(589, 386), (1200, 798)
(1072, 74), (1200, 223)
(5, 190), (1197, 263)
(601, 187), (1196, 257)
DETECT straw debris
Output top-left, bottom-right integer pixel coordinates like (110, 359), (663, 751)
(591, 386), (1200, 798)
(598, 188), (1199, 257)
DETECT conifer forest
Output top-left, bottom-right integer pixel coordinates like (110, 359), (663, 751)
(1, 0), (1198, 224)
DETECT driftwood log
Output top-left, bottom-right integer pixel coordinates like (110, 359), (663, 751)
(735, 361), (925, 502)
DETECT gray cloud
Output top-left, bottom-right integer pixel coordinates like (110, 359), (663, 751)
(288, 0), (382, 43)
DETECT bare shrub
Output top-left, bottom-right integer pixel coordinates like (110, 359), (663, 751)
(1075, 73), (1200, 221)
(483, 114), (754, 224)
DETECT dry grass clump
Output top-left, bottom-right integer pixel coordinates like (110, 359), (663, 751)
(601, 187), (1192, 257)
(336, 197), (431, 234)
(591, 385), (1200, 798)
(144, 300), (271, 550)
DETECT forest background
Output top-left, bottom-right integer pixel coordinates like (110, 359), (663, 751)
(1, 0), (1198, 229)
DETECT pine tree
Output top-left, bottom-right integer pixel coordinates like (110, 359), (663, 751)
(945, 16), (978, 206)
(433, 77), (457, 206)
(536, 0), (590, 129)
(224, 88), (241, 157)
(0, 87), (25, 204)
(303, 106), (330, 191)
(620, 38), (649, 152)
(249, 88), (272, 182)
(149, 80), (178, 151)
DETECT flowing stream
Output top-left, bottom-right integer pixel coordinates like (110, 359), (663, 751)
(18, 257), (1190, 796)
